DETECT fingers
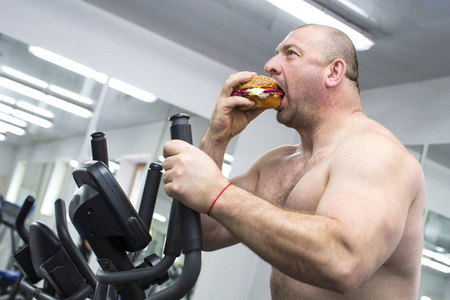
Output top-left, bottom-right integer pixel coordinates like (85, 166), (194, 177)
(220, 71), (257, 98)
(162, 140), (190, 182)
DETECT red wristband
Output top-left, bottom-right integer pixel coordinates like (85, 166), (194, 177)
(207, 182), (232, 216)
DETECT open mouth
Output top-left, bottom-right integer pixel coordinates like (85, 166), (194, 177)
(276, 85), (285, 100)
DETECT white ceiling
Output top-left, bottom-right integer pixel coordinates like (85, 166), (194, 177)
(82, 0), (450, 91)
(1, 0), (450, 155)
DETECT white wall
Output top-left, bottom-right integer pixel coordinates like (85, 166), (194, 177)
(360, 76), (450, 145)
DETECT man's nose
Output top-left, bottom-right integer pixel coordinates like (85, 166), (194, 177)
(264, 56), (280, 75)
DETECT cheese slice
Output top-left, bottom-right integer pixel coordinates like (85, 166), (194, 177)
(246, 88), (265, 95)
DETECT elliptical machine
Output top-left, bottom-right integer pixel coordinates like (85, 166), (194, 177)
(13, 113), (202, 300)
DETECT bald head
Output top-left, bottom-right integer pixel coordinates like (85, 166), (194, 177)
(293, 24), (359, 90)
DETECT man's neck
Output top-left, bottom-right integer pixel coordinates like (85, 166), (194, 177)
(296, 110), (365, 160)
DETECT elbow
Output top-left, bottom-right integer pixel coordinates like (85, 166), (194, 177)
(325, 259), (364, 294)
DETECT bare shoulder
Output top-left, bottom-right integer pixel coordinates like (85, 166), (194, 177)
(331, 126), (425, 198)
(232, 144), (299, 193)
(258, 144), (300, 163)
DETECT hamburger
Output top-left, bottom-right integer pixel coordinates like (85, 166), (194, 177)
(232, 75), (284, 111)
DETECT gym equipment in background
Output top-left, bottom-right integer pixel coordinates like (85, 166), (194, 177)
(13, 113), (202, 300)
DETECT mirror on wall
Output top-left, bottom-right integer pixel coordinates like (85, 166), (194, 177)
(0, 33), (97, 146)
(0, 32), (218, 295)
(419, 143), (450, 300)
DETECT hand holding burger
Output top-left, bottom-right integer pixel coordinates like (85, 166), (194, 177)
(232, 75), (284, 111)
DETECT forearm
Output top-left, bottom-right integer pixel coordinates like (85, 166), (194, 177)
(209, 185), (359, 292)
(199, 129), (229, 169)
(200, 214), (238, 251)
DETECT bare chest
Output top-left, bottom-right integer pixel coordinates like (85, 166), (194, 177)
(255, 156), (329, 212)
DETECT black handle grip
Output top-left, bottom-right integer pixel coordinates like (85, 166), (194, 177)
(163, 200), (182, 256)
(138, 163), (163, 231)
(91, 132), (109, 167)
(15, 195), (35, 244)
(169, 113), (203, 253)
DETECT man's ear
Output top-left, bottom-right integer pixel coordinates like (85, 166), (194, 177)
(325, 59), (346, 88)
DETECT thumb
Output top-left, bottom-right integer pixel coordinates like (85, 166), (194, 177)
(163, 140), (189, 158)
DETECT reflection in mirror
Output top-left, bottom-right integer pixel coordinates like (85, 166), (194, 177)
(419, 143), (450, 300)
(0, 31), (236, 298)
(420, 211), (450, 300)
(0, 33), (99, 146)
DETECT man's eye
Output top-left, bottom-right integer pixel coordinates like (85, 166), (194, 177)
(287, 50), (297, 56)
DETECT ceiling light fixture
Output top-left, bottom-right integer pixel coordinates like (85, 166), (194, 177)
(70, 160), (80, 168)
(0, 112), (27, 127)
(29, 46), (96, 77)
(0, 120), (26, 136)
(423, 248), (450, 266)
(0, 103), (13, 114)
(335, 0), (370, 19)
(266, 0), (374, 51)
(0, 77), (91, 118)
(49, 85), (94, 105)
(43, 95), (92, 118)
(0, 94), (16, 105)
(29, 46), (107, 83)
(109, 78), (157, 103)
(0, 77), (45, 100)
(1, 66), (49, 88)
(422, 256), (450, 273)
(0, 133), (5, 141)
(16, 100), (54, 119)
(153, 213), (167, 223)
(93, 73), (109, 84)
(12, 110), (53, 128)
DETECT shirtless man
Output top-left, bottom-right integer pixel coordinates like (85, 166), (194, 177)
(162, 24), (426, 299)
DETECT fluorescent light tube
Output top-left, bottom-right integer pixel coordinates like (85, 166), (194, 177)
(70, 160), (80, 168)
(422, 256), (450, 273)
(1, 66), (48, 88)
(153, 213), (167, 223)
(423, 248), (450, 266)
(0, 77), (45, 100)
(0, 112), (27, 127)
(0, 94), (16, 105)
(49, 85), (93, 105)
(16, 100), (54, 119)
(12, 110), (52, 128)
(29, 46), (97, 78)
(224, 153), (234, 163)
(0, 120), (26, 136)
(94, 72), (108, 84)
(335, 0), (369, 19)
(43, 95), (92, 118)
(0, 103), (13, 114)
(109, 78), (157, 102)
(0, 133), (5, 141)
(108, 161), (120, 173)
(266, 0), (374, 51)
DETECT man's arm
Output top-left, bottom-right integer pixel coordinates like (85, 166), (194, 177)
(165, 133), (423, 292)
(200, 166), (260, 251)
(196, 71), (265, 250)
(215, 134), (422, 292)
